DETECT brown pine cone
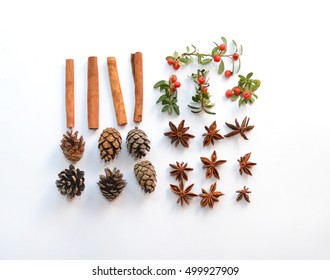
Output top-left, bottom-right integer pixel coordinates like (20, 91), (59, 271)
(60, 131), (85, 162)
(98, 127), (122, 162)
(126, 126), (150, 159)
(134, 160), (157, 193)
(98, 168), (127, 201)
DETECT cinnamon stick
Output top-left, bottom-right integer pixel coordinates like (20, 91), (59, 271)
(88, 56), (99, 129)
(107, 57), (127, 126)
(131, 52), (143, 123)
(65, 59), (74, 128)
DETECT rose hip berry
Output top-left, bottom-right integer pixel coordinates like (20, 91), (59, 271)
(198, 76), (206, 84)
(174, 81), (181, 88)
(170, 75), (177, 83)
(213, 55), (221, 62)
(224, 70), (232, 78)
(173, 61), (180, 70)
(232, 53), (240, 61)
(219, 44), (226, 51)
(225, 89), (233, 98)
(167, 58), (174, 65)
(242, 90), (251, 99)
(170, 85), (176, 92)
(234, 87), (241, 95)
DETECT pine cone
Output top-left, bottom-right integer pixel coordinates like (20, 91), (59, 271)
(126, 126), (150, 159)
(98, 168), (127, 201)
(98, 127), (122, 162)
(55, 164), (85, 199)
(134, 160), (157, 193)
(60, 130), (85, 162)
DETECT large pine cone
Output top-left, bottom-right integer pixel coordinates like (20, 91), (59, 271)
(98, 127), (122, 162)
(55, 164), (85, 199)
(60, 131), (85, 162)
(134, 160), (157, 193)
(126, 126), (150, 159)
(98, 168), (127, 201)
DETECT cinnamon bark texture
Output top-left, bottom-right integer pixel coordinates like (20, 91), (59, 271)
(65, 59), (74, 128)
(107, 57), (127, 126)
(88, 56), (99, 129)
(131, 52), (143, 122)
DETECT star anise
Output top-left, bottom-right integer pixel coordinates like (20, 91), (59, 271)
(236, 186), (251, 203)
(202, 121), (224, 146)
(199, 182), (224, 208)
(224, 116), (254, 140)
(164, 120), (195, 148)
(200, 150), (226, 179)
(169, 161), (193, 182)
(170, 181), (198, 206)
(238, 152), (256, 176)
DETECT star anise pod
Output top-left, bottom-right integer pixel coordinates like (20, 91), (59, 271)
(169, 161), (193, 182)
(164, 120), (195, 148)
(200, 150), (226, 179)
(199, 182), (224, 208)
(202, 121), (224, 146)
(236, 186), (251, 203)
(224, 116), (254, 140)
(170, 181), (198, 206)
(238, 152), (256, 176)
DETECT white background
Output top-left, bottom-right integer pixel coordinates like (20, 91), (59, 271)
(1, 0), (330, 260)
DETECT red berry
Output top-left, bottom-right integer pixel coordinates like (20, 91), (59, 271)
(169, 75), (177, 83)
(213, 55), (221, 62)
(224, 70), (232, 78)
(201, 86), (208, 94)
(174, 81), (181, 88)
(242, 90), (251, 99)
(170, 85), (176, 92)
(232, 53), (240, 61)
(219, 44), (226, 51)
(234, 87), (241, 95)
(167, 58), (173, 65)
(198, 76), (206, 84)
(173, 62), (180, 70)
(225, 89), (233, 98)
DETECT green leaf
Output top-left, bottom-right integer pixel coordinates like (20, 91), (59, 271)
(188, 104), (201, 110)
(237, 57), (241, 73)
(191, 109), (202, 114)
(156, 95), (167, 104)
(253, 93), (259, 99)
(218, 60), (224, 75)
(211, 46), (218, 56)
(205, 103), (215, 108)
(247, 72), (253, 79)
(186, 46), (190, 52)
(204, 108), (216, 115)
(192, 96), (198, 102)
(238, 75), (245, 80)
(168, 105), (173, 114)
(240, 45), (243, 55)
(154, 80), (167, 88)
(200, 58), (212, 65)
(231, 94), (239, 101)
(221, 36), (227, 46)
(161, 105), (169, 112)
(173, 51), (179, 58)
(232, 40), (238, 52)
(173, 104), (180, 115)
(250, 97), (255, 103)
(166, 56), (174, 60)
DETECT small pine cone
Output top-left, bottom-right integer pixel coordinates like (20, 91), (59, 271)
(55, 164), (85, 199)
(98, 128), (122, 162)
(134, 160), (157, 193)
(60, 130), (85, 162)
(98, 168), (127, 201)
(126, 126), (150, 159)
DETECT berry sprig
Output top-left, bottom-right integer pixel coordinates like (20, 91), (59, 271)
(225, 72), (261, 106)
(188, 69), (215, 114)
(154, 74), (181, 115)
(166, 37), (243, 76)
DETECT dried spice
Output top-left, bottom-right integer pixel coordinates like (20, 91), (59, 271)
(199, 182), (224, 208)
(224, 116), (254, 140)
(169, 161), (193, 182)
(200, 150), (226, 180)
(238, 152), (256, 176)
(126, 126), (150, 159)
(202, 121), (224, 146)
(134, 160), (157, 193)
(98, 127), (122, 162)
(98, 168), (127, 201)
(60, 130), (85, 162)
(55, 164), (85, 199)
(164, 120), (195, 148)
(236, 186), (251, 203)
(170, 181), (198, 206)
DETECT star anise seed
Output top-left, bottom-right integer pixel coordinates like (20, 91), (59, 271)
(224, 116), (254, 140)
(164, 120), (195, 148)
(169, 161), (193, 182)
(170, 181), (198, 206)
(238, 152), (256, 176)
(199, 182), (224, 208)
(200, 150), (226, 179)
(202, 121), (224, 146)
(236, 186), (251, 203)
